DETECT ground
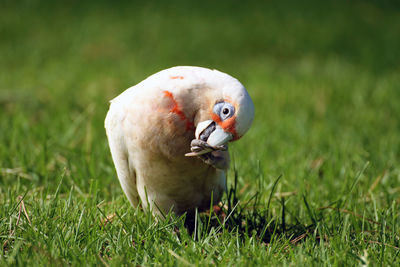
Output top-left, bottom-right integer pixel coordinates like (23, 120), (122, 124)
(1, 0), (400, 265)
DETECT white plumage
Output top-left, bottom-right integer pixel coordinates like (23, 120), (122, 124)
(105, 66), (254, 217)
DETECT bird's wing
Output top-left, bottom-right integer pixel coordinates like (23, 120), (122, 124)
(105, 95), (139, 207)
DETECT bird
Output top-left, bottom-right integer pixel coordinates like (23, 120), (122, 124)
(105, 66), (254, 218)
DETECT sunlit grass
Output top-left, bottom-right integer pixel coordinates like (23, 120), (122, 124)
(1, 0), (400, 265)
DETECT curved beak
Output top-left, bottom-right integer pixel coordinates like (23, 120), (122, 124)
(195, 120), (233, 147)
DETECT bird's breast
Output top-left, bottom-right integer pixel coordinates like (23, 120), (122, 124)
(132, 153), (224, 214)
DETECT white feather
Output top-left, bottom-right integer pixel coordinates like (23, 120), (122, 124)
(105, 66), (254, 216)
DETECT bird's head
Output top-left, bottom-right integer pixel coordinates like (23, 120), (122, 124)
(194, 71), (254, 147)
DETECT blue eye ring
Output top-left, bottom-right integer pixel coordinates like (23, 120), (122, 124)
(213, 102), (235, 121)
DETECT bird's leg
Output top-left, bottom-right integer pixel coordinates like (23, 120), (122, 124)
(198, 150), (229, 170)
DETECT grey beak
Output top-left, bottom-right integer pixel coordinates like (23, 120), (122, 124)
(195, 120), (233, 147)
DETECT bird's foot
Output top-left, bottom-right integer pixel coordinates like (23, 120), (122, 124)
(185, 140), (228, 169)
(189, 139), (227, 154)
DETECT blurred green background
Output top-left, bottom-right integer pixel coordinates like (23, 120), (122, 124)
(1, 0), (399, 195)
(0, 1), (400, 201)
(1, 0), (400, 264)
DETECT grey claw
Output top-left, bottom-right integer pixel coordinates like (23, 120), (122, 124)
(215, 145), (227, 151)
(191, 146), (203, 152)
(190, 139), (227, 151)
(186, 139), (228, 158)
(190, 139), (213, 149)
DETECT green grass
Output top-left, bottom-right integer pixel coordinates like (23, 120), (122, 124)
(1, 0), (400, 265)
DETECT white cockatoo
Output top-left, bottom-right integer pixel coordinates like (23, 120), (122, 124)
(105, 66), (254, 217)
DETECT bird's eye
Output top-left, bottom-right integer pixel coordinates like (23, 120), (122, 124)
(213, 102), (235, 121)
